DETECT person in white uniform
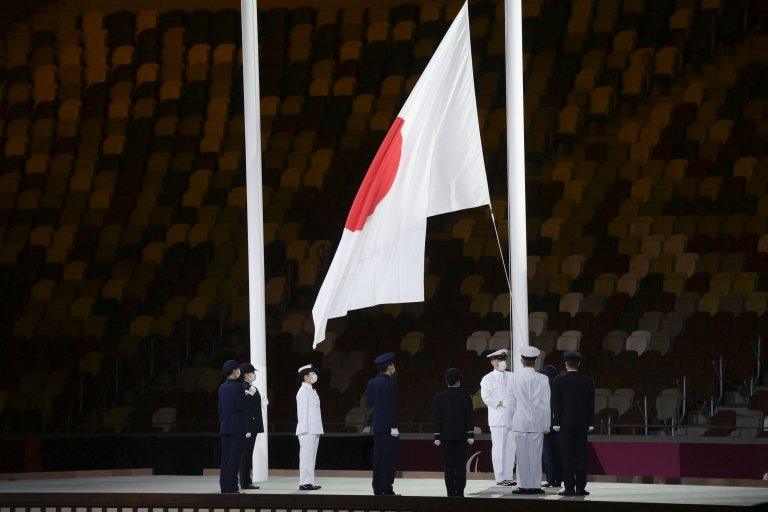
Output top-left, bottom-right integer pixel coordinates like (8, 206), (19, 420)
(296, 364), (323, 491)
(480, 349), (516, 486)
(509, 346), (550, 495)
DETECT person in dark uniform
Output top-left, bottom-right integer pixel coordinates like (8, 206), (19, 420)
(551, 351), (594, 497)
(218, 359), (248, 493)
(365, 352), (400, 496)
(433, 368), (475, 497)
(539, 364), (562, 488)
(238, 363), (264, 490)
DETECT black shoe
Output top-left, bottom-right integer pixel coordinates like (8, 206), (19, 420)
(512, 488), (528, 495)
(529, 488), (545, 494)
(496, 481), (507, 486)
(299, 484), (321, 491)
(558, 490), (575, 496)
(575, 490), (590, 496)
(503, 480), (516, 486)
(241, 484), (259, 490)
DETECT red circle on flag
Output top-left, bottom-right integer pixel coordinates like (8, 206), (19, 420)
(345, 117), (404, 231)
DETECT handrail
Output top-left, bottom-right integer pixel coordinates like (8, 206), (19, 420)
(3, 419), (766, 437)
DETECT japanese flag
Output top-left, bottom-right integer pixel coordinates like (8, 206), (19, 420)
(313, 2), (490, 346)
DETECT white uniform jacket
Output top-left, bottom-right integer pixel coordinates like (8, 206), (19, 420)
(480, 369), (515, 427)
(510, 367), (551, 432)
(296, 382), (324, 435)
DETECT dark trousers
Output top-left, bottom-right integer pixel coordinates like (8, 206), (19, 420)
(559, 428), (588, 493)
(239, 433), (256, 486)
(441, 440), (468, 497)
(372, 432), (399, 494)
(220, 434), (245, 493)
(543, 430), (562, 484)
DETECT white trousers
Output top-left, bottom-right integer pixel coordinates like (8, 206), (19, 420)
(298, 434), (320, 485)
(513, 432), (543, 489)
(489, 426), (516, 482)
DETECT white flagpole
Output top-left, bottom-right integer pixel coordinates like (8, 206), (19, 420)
(241, 0), (268, 482)
(504, 0), (530, 370)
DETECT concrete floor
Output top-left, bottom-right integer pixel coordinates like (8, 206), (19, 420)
(1, 475), (767, 506)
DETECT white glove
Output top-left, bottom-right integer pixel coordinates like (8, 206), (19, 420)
(588, 426), (594, 432)
(553, 426), (560, 432)
(544, 427), (550, 434)
(246, 432), (252, 438)
(467, 438), (475, 445)
(434, 440), (441, 446)
(391, 428), (400, 437)
(263, 397), (269, 406)
(245, 384), (257, 396)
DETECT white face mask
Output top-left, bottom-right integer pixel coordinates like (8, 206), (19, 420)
(245, 373), (255, 383)
(309, 372), (318, 384)
(497, 361), (507, 371)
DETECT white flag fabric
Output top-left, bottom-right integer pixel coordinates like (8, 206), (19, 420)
(312, 1), (490, 347)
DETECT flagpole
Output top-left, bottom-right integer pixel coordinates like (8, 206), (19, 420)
(241, 0), (269, 482)
(504, 0), (530, 371)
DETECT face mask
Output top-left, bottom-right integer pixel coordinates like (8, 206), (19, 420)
(246, 373), (255, 383)
(309, 373), (318, 384)
(497, 361), (507, 371)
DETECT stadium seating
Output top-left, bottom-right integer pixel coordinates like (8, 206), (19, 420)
(0, 0), (766, 437)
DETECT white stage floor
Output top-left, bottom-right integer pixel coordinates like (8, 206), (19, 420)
(1, 475), (767, 507)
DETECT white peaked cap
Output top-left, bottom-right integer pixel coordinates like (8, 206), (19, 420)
(486, 349), (508, 358)
(297, 364), (314, 374)
(521, 346), (541, 358)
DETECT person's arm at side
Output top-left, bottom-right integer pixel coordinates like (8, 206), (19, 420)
(541, 377), (552, 431)
(297, 389), (309, 434)
(507, 376), (517, 419)
(480, 375), (501, 409)
(552, 378), (563, 429)
(389, 379), (399, 435)
(465, 392), (475, 443)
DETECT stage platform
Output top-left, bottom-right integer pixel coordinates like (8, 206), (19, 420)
(2, 475), (768, 511)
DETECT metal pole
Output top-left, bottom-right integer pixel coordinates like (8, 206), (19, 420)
(643, 395), (648, 436)
(504, 0), (530, 370)
(681, 375), (687, 426)
(242, 0), (270, 483)
(718, 356), (724, 405)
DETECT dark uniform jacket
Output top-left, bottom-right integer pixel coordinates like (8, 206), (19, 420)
(218, 378), (248, 435)
(242, 381), (264, 434)
(366, 373), (399, 433)
(551, 371), (595, 429)
(434, 387), (474, 441)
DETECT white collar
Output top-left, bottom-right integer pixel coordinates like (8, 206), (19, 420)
(301, 382), (313, 389)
